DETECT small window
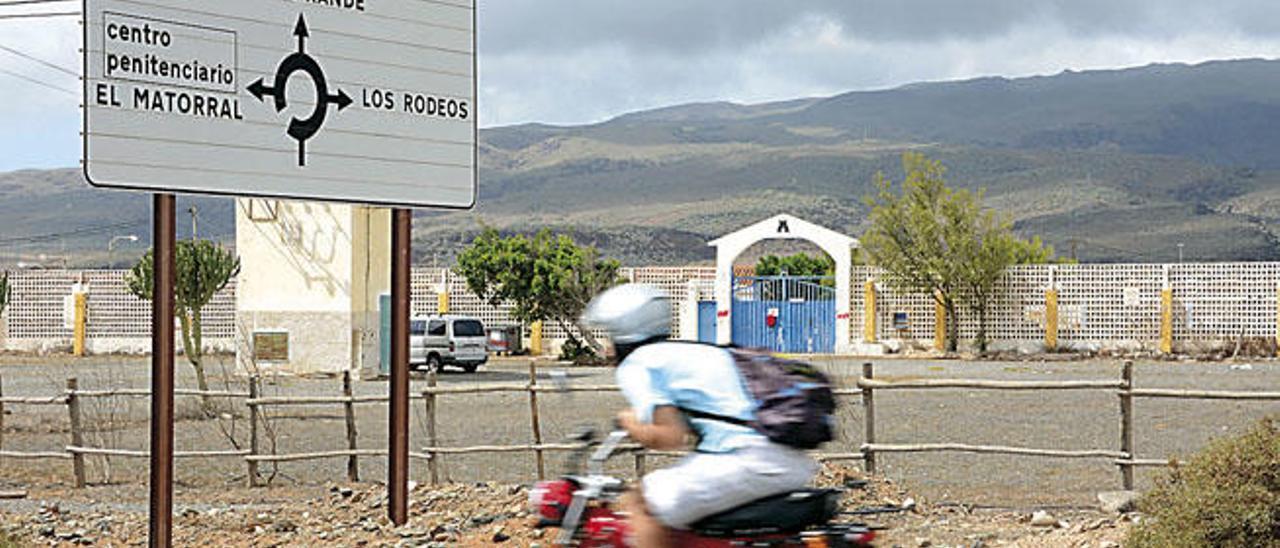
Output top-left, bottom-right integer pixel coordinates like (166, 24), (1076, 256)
(252, 331), (289, 362)
(427, 321), (447, 336)
(453, 320), (484, 337)
(410, 320), (426, 336)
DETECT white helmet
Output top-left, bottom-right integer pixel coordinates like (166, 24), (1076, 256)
(582, 284), (671, 345)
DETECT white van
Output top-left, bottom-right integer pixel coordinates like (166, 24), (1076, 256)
(410, 315), (488, 373)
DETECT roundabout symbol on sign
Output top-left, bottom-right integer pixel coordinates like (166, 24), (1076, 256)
(248, 14), (353, 167)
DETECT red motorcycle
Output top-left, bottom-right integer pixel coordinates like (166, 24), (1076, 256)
(528, 429), (876, 547)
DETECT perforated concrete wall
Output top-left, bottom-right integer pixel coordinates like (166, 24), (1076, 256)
(4, 264), (1277, 355)
(852, 263), (1280, 352)
(3, 270), (236, 353)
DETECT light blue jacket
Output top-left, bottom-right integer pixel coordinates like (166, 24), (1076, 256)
(617, 342), (763, 453)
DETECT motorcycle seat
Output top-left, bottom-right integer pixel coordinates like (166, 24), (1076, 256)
(690, 489), (839, 538)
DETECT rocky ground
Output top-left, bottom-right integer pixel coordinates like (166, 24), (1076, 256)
(0, 464), (1132, 547)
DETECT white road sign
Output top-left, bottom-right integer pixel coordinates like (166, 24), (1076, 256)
(83, 0), (476, 209)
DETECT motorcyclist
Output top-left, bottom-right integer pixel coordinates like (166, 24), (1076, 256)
(582, 284), (818, 548)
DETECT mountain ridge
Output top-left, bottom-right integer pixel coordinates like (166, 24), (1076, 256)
(5, 58), (1280, 266)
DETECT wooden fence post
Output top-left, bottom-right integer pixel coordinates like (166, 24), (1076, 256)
(862, 362), (876, 475)
(66, 378), (85, 488)
(425, 369), (439, 485)
(1120, 360), (1134, 490)
(343, 371), (359, 482)
(528, 360), (545, 480)
(247, 376), (260, 487)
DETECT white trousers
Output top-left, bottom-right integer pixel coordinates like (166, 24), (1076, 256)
(641, 439), (818, 528)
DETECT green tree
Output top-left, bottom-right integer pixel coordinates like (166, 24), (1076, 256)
(862, 152), (1053, 352)
(862, 152), (966, 351)
(127, 240), (240, 395)
(755, 254), (835, 277)
(456, 228), (621, 354)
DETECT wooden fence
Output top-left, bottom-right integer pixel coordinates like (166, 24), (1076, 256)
(1, 361), (1277, 491)
(857, 361), (1280, 490)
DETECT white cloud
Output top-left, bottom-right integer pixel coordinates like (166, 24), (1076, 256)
(476, 10), (1280, 128)
(0, 14), (81, 170)
(2, 2), (1280, 170)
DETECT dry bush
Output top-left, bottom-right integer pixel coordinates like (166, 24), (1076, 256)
(1126, 416), (1279, 548)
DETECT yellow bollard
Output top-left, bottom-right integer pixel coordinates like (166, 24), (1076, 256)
(1045, 289), (1059, 351)
(863, 280), (877, 343)
(933, 292), (947, 352)
(1160, 288), (1174, 354)
(437, 291), (450, 315)
(530, 321), (543, 356)
(73, 292), (87, 357)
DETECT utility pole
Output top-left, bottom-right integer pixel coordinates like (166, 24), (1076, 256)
(187, 205), (199, 241)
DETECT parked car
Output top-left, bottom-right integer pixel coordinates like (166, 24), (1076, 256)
(486, 324), (524, 355)
(410, 315), (488, 373)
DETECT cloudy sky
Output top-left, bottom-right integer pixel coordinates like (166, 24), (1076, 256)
(1, 1), (1279, 171)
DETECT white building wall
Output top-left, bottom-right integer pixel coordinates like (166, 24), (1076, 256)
(234, 199), (389, 376)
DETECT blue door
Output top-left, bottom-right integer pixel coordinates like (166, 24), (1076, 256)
(697, 301), (718, 344)
(731, 276), (835, 353)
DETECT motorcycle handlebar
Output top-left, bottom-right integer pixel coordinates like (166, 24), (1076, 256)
(587, 431), (630, 476)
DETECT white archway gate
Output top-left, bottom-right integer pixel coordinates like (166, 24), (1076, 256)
(709, 214), (859, 353)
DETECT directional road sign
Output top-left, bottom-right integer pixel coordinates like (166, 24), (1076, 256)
(83, 0), (477, 209)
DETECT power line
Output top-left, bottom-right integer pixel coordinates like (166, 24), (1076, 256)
(0, 11), (78, 19)
(0, 0), (78, 6)
(0, 65), (76, 94)
(0, 43), (77, 76)
(0, 219), (148, 246)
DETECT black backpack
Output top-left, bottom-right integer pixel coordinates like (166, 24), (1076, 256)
(683, 347), (837, 450)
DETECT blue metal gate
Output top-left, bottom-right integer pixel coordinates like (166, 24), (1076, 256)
(732, 276), (836, 353)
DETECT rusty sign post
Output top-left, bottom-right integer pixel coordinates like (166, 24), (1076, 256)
(148, 194), (176, 546)
(388, 209), (413, 525)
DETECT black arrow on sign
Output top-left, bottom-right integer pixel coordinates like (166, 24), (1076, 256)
(294, 14), (308, 53)
(330, 89), (353, 110)
(246, 78), (282, 111)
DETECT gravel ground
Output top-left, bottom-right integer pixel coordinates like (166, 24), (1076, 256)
(1, 354), (1277, 509)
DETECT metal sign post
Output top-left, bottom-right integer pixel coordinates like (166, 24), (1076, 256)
(148, 194), (176, 546)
